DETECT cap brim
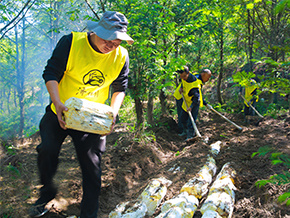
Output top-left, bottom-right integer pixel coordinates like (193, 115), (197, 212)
(115, 32), (134, 45)
(87, 20), (134, 45)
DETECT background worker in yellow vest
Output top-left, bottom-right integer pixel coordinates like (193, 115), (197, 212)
(244, 79), (259, 116)
(29, 11), (134, 218)
(177, 67), (212, 141)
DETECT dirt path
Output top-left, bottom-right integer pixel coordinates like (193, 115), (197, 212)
(1, 111), (289, 217)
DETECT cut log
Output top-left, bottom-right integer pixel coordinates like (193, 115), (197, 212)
(156, 192), (199, 218)
(200, 162), (236, 218)
(108, 200), (147, 218)
(109, 177), (172, 217)
(180, 156), (217, 199)
(63, 97), (114, 134)
(139, 177), (172, 216)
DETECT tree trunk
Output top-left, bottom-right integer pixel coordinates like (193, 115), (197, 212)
(147, 89), (154, 125)
(217, 18), (224, 105)
(247, 9), (254, 71)
(217, 66), (223, 104)
(134, 96), (144, 128)
(7, 89), (11, 114)
(196, 30), (203, 70)
(0, 89), (2, 111)
(50, 0), (59, 52)
(288, 97), (290, 115)
(268, 92), (274, 104)
(174, 38), (179, 87)
(15, 23), (25, 137)
(159, 50), (168, 115)
(19, 18), (26, 137)
(13, 89), (17, 107)
(159, 89), (167, 114)
(132, 64), (144, 128)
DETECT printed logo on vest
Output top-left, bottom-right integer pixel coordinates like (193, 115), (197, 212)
(83, 69), (105, 87)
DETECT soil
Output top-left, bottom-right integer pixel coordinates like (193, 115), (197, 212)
(1, 110), (290, 218)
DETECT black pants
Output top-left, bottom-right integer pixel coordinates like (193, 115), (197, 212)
(37, 106), (106, 218)
(176, 98), (183, 133)
(180, 104), (199, 138)
(244, 101), (256, 116)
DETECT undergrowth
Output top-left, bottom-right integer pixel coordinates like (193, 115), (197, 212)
(252, 146), (290, 206)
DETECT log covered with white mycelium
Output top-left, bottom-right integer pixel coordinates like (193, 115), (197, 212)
(108, 200), (147, 218)
(200, 162), (237, 218)
(180, 156), (217, 199)
(156, 192), (199, 218)
(210, 141), (222, 156)
(109, 141), (232, 218)
(63, 97), (114, 134)
(109, 177), (172, 218)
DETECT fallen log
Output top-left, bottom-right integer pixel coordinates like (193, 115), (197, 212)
(109, 177), (172, 217)
(200, 162), (237, 218)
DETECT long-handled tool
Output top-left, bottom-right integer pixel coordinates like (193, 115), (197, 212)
(207, 104), (243, 131)
(240, 94), (264, 126)
(181, 94), (202, 138)
(240, 94), (263, 118)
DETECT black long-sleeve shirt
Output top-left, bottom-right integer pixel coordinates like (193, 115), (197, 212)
(43, 33), (129, 93)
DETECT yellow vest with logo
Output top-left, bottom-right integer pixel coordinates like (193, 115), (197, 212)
(181, 73), (203, 111)
(173, 83), (182, 100)
(244, 84), (258, 106)
(51, 32), (128, 113)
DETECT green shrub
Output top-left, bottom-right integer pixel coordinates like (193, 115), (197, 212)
(252, 146), (290, 206)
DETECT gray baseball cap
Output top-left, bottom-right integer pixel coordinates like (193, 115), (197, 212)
(87, 11), (134, 45)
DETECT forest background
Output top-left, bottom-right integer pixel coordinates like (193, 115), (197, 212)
(0, 0), (289, 140)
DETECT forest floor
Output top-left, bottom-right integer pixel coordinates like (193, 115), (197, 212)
(1, 110), (290, 218)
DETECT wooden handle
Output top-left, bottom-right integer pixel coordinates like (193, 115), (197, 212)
(240, 94), (264, 118)
(181, 94), (202, 138)
(209, 106), (243, 131)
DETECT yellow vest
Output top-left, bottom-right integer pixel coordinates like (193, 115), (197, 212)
(51, 32), (128, 113)
(244, 84), (258, 106)
(173, 83), (182, 100)
(181, 73), (203, 111)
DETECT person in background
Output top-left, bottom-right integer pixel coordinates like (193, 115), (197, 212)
(29, 11), (134, 218)
(244, 79), (259, 117)
(177, 67), (212, 141)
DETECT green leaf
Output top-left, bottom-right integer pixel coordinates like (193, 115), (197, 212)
(271, 160), (284, 165)
(251, 152), (259, 158)
(277, 192), (290, 203)
(253, 41), (260, 49)
(6, 164), (20, 176)
(271, 152), (283, 158)
(271, 174), (286, 185)
(255, 179), (270, 188)
(256, 146), (273, 156)
(247, 3), (255, 9)
(275, 0), (289, 13)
